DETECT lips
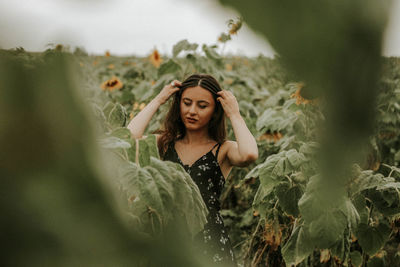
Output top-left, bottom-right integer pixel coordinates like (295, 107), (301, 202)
(186, 117), (198, 123)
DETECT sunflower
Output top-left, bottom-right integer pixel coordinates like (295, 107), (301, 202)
(258, 132), (283, 142)
(100, 76), (123, 92)
(227, 17), (243, 35)
(55, 44), (63, 51)
(105, 51), (111, 57)
(149, 49), (163, 68)
(107, 64), (115, 69)
(290, 82), (313, 105)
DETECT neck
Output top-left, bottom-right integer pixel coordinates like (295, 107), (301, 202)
(181, 128), (213, 145)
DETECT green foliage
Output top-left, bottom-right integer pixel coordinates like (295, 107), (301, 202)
(0, 49), (206, 267)
(7, 12), (400, 264)
(94, 100), (209, 239)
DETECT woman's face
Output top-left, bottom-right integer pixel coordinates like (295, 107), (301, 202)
(180, 86), (216, 131)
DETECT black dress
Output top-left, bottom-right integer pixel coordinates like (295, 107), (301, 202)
(163, 141), (238, 266)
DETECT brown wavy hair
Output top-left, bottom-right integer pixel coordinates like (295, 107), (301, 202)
(155, 73), (227, 159)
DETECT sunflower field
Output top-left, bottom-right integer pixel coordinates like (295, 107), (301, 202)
(2, 1), (400, 266)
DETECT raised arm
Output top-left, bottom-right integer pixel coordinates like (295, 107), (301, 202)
(127, 80), (181, 139)
(216, 90), (258, 167)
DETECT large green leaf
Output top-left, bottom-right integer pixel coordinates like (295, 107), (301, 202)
(274, 182), (303, 217)
(137, 134), (160, 166)
(355, 222), (391, 256)
(298, 175), (349, 247)
(103, 101), (127, 128)
(117, 157), (208, 238)
(281, 223), (314, 266)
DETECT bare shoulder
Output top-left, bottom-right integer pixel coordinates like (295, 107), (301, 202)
(218, 140), (237, 162)
(220, 140), (237, 151)
(220, 139), (257, 167)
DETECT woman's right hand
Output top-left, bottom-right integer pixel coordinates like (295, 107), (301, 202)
(155, 80), (182, 105)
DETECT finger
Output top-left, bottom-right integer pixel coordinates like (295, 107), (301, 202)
(174, 80), (182, 85)
(217, 91), (226, 98)
(169, 80), (179, 87)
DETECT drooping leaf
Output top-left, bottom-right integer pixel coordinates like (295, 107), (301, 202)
(172, 39), (198, 57)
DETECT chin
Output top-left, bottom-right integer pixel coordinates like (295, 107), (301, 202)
(184, 123), (204, 131)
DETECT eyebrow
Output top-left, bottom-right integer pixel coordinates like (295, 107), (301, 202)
(182, 97), (210, 105)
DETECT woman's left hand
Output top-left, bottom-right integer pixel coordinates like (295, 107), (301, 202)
(216, 90), (240, 119)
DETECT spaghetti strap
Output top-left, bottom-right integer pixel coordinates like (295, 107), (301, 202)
(215, 143), (222, 159)
(210, 142), (219, 151)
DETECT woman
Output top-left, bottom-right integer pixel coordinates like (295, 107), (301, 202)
(127, 74), (258, 266)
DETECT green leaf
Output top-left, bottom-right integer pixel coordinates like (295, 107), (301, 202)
(201, 44), (223, 66)
(307, 208), (347, 248)
(366, 188), (400, 216)
(256, 108), (277, 131)
(355, 222), (391, 256)
(259, 153), (286, 193)
(116, 157), (208, 238)
(158, 59), (182, 77)
(275, 182), (303, 216)
(299, 141), (320, 155)
(352, 194), (369, 225)
(350, 251), (362, 267)
(252, 184), (271, 206)
(99, 136), (131, 149)
(338, 198), (360, 230)
(108, 127), (132, 139)
(367, 257), (386, 267)
(244, 163), (262, 180)
(286, 149), (307, 169)
(104, 102), (127, 127)
(298, 175), (348, 247)
(172, 39), (198, 57)
(282, 223), (314, 266)
(349, 168), (394, 196)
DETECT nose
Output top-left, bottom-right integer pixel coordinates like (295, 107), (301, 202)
(188, 103), (197, 114)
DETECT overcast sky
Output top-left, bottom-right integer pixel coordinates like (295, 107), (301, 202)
(0, 0), (400, 57)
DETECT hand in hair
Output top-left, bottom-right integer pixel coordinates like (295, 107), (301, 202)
(127, 79), (181, 139)
(155, 80), (182, 104)
(216, 90), (240, 119)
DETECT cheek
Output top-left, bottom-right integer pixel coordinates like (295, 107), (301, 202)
(179, 103), (187, 114)
(201, 107), (215, 121)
